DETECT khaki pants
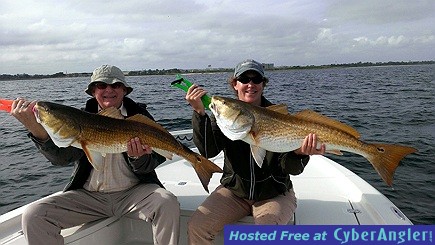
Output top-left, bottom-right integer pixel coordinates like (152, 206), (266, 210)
(187, 185), (296, 244)
(22, 184), (180, 245)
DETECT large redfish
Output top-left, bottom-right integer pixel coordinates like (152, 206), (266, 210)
(209, 96), (416, 186)
(33, 101), (222, 192)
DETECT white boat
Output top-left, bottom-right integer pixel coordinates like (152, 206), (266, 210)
(0, 130), (412, 245)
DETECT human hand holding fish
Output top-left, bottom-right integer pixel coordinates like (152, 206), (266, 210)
(8, 98), (50, 141)
(127, 137), (153, 159)
(294, 133), (326, 156)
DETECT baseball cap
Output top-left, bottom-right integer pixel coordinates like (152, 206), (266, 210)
(234, 59), (265, 78)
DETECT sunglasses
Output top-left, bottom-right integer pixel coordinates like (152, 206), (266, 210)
(237, 76), (264, 84)
(93, 82), (124, 90)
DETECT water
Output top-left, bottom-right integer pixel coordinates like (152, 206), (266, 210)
(0, 65), (434, 224)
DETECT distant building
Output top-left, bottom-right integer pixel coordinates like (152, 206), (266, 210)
(262, 63), (274, 69)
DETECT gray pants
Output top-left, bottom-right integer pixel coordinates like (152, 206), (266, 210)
(22, 184), (180, 245)
(187, 185), (296, 244)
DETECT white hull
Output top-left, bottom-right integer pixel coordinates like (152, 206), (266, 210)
(0, 130), (412, 245)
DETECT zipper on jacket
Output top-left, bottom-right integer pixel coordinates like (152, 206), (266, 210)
(204, 116), (209, 158)
(249, 153), (255, 199)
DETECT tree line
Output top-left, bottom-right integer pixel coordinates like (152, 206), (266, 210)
(1, 60), (433, 81)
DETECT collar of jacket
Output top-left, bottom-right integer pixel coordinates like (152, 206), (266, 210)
(84, 97), (144, 117)
(260, 96), (273, 107)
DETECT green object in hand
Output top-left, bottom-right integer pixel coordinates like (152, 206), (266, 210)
(171, 74), (211, 110)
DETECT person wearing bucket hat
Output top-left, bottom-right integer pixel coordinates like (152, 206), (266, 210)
(10, 64), (180, 245)
(185, 59), (325, 244)
(85, 64), (133, 96)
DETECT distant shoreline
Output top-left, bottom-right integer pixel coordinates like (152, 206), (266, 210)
(1, 60), (433, 81)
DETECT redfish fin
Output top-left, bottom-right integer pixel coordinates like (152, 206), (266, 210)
(98, 107), (124, 119)
(295, 110), (360, 138)
(44, 126), (75, 147)
(367, 143), (417, 186)
(182, 143), (222, 193)
(81, 141), (104, 171)
(326, 149), (343, 155)
(248, 127), (267, 168)
(127, 114), (169, 133)
(191, 153), (223, 193)
(266, 104), (289, 114)
(251, 145), (267, 168)
(153, 148), (174, 160)
(50, 136), (75, 148)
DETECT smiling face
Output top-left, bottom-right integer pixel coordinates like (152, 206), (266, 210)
(91, 82), (127, 109)
(233, 70), (265, 106)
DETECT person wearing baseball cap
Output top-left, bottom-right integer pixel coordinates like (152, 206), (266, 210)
(13, 64), (180, 244)
(230, 59), (269, 105)
(233, 59), (265, 78)
(185, 59), (325, 244)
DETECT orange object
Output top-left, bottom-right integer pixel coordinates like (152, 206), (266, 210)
(0, 99), (13, 112)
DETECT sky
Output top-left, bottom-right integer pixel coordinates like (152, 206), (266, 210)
(1, 0), (434, 75)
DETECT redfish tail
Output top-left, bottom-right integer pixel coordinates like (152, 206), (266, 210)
(190, 152), (223, 193)
(367, 144), (417, 186)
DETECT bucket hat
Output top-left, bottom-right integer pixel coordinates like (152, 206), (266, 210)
(85, 65), (133, 96)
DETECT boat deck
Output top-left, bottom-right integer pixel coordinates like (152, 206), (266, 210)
(0, 150), (412, 245)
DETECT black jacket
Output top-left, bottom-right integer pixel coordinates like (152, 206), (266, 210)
(192, 96), (309, 201)
(29, 97), (166, 191)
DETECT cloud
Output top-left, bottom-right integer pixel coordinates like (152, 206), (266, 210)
(353, 34), (435, 47)
(353, 35), (408, 46)
(0, 0), (434, 74)
(327, 0), (434, 24)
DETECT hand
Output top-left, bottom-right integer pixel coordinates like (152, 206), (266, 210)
(127, 137), (152, 159)
(294, 133), (326, 156)
(10, 99), (49, 141)
(185, 84), (207, 115)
